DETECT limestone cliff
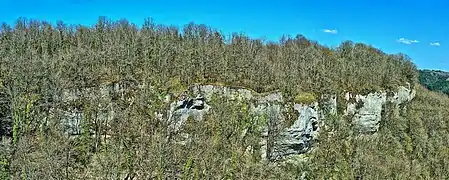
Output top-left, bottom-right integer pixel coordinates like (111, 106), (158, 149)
(164, 84), (415, 161)
(58, 83), (416, 161)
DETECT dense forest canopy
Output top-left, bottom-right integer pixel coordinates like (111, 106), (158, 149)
(0, 17), (448, 179)
(0, 17), (418, 96)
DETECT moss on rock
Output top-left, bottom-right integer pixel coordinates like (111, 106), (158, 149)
(294, 92), (317, 105)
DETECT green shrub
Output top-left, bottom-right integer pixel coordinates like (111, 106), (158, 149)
(293, 92), (317, 105)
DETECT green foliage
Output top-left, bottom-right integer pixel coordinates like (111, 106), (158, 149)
(12, 94), (39, 145)
(0, 155), (10, 180)
(165, 76), (188, 97)
(181, 156), (194, 180)
(11, 118), (18, 146)
(296, 88), (449, 179)
(293, 92), (317, 104)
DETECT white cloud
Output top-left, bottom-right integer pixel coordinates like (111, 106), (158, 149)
(323, 29), (338, 34)
(397, 38), (419, 45)
(430, 42), (441, 46)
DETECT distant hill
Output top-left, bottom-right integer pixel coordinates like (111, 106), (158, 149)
(419, 69), (449, 95)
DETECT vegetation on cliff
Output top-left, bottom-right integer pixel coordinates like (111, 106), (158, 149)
(0, 17), (447, 179)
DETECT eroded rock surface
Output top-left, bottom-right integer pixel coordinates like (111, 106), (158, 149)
(346, 85), (416, 133)
(270, 102), (320, 160)
(175, 85), (324, 160)
(169, 84), (416, 160)
(350, 92), (387, 133)
(58, 83), (119, 135)
(57, 83), (416, 162)
(168, 96), (210, 133)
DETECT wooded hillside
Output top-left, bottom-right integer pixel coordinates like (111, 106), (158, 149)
(0, 17), (447, 179)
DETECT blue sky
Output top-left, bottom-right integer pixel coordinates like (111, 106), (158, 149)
(1, 0), (448, 71)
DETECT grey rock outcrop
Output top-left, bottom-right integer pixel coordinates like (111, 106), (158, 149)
(249, 103), (284, 160)
(347, 92), (387, 133)
(167, 84), (416, 160)
(389, 84), (416, 104)
(320, 94), (337, 117)
(61, 108), (83, 135)
(171, 85), (324, 160)
(58, 83), (119, 135)
(270, 102), (320, 160)
(57, 82), (416, 162)
(345, 85), (416, 133)
(168, 96), (210, 133)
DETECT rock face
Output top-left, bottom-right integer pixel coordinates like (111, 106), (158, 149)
(168, 96), (210, 133)
(389, 84), (416, 104)
(58, 83), (415, 161)
(270, 102), (320, 160)
(58, 83), (119, 135)
(249, 103), (284, 160)
(167, 84), (416, 161)
(320, 94), (337, 116)
(346, 92), (387, 133)
(170, 85), (333, 161)
(346, 83), (416, 133)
